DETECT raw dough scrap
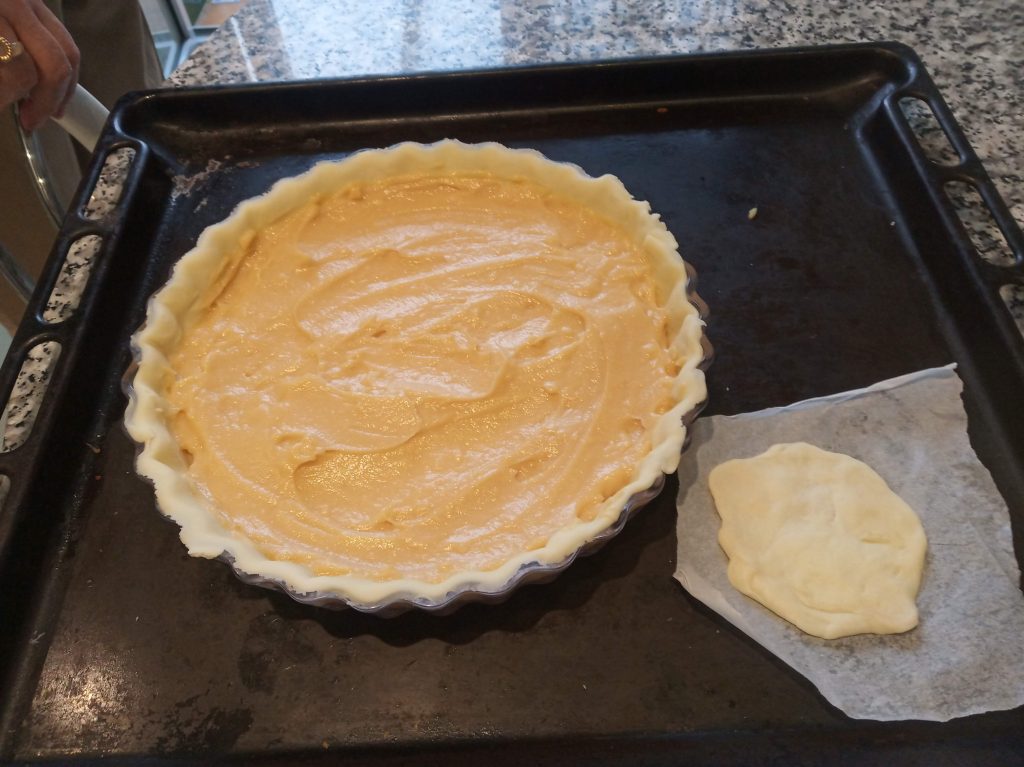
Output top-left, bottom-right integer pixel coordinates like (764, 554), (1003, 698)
(709, 442), (927, 640)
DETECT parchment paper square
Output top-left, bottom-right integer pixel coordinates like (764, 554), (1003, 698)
(674, 365), (1024, 721)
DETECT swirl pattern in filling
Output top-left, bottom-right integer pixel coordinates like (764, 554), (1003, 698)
(167, 172), (680, 581)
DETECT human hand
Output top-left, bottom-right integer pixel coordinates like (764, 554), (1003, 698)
(0, 0), (79, 131)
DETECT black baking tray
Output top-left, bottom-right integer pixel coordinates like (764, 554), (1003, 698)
(2, 43), (1023, 765)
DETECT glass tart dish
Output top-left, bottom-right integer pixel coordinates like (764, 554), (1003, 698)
(123, 140), (709, 615)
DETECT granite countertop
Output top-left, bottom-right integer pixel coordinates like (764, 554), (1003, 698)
(170, 0), (1022, 237)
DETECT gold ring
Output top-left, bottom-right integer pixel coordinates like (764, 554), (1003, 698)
(0, 35), (25, 63)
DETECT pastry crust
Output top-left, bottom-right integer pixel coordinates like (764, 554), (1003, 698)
(124, 140), (707, 610)
(710, 442), (927, 639)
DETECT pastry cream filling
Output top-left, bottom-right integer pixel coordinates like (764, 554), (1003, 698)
(166, 172), (680, 582)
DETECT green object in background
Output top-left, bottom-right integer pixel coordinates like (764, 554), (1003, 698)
(181, 0), (205, 24)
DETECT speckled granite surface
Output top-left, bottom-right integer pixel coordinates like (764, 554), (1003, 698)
(169, 0), (1023, 234)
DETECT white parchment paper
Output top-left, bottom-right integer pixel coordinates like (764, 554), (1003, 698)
(674, 365), (1024, 721)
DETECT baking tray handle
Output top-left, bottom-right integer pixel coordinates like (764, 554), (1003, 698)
(0, 136), (149, 563)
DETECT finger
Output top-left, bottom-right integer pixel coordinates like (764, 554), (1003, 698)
(6, 1), (74, 130)
(0, 18), (38, 112)
(28, 0), (79, 115)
